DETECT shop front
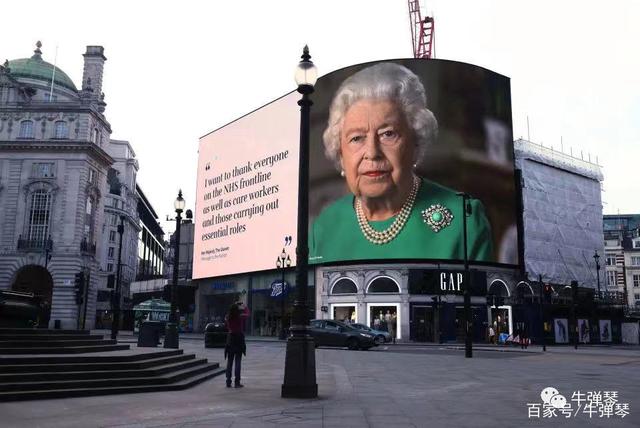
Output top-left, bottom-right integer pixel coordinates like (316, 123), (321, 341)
(317, 265), (494, 343)
(194, 269), (315, 336)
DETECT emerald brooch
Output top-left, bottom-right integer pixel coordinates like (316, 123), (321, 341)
(421, 204), (453, 232)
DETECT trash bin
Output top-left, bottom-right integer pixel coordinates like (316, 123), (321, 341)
(204, 322), (227, 348)
(138, 320), (163, 347)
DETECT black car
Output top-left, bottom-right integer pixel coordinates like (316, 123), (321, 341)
(308, 319), (376, 350)
(204, 322), (227, 348)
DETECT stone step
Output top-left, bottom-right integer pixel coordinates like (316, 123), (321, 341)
(0, 364), (225, 399)
(0, 357), (210, 382)
(0, 349), (182, 365)
(0, 334), (105, 341)
(0, 353), (193, 373)
(0, 328), (90, 335)
(0, 344), (131, 354)
(0, 339), (116, 348)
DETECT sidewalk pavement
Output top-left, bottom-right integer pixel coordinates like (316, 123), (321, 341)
(2, 337), (639, 427)
(94, 329), (638, 354)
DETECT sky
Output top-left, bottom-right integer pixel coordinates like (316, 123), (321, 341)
(3, 0), (639, 234)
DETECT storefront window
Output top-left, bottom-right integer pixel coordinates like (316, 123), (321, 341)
(332, 304), (356, 323)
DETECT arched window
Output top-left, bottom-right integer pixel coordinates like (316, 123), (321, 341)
(515, 281), (534, 302)
(19, 120), (34, 138)
(54, 121), (68, 139)
(489, 279), (510, 297)
(367, 276), (400, 293)
(28, 190), (52, 242)
(330, 278), (357, 294)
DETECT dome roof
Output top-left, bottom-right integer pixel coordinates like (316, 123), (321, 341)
(7, 43), (77, 92)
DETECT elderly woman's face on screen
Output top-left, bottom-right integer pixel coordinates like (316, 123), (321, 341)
(340, 99), (415, 199)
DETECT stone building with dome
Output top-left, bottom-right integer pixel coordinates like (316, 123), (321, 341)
(0, 42), (136, 329)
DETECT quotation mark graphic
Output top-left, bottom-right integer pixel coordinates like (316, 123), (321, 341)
(205, 163), (211, 171)
(284, 236), (292, 246)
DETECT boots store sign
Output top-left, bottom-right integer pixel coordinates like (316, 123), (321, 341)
(408, 269), (487, 296)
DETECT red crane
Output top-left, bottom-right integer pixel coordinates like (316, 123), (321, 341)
(408, 0), (435, 59)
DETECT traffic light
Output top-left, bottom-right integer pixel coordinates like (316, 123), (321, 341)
(74, 272), (85, 305)
(543, 283), (553, 303)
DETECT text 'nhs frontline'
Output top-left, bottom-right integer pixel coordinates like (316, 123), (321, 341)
(200, 150), (289, 241)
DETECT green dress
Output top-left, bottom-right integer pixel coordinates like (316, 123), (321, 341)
(309, 178), (493, 264)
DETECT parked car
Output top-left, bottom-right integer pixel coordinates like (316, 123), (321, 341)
(308, 319), (376, 350)
(204, 322), (227, 348)
(350, 323), (392, 345)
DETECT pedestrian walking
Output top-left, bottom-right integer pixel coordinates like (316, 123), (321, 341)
(520, 326), (529, 349)
(224, 301), (250, 388)
(489, 326), (495, 344)
(387, 312), (397, 344)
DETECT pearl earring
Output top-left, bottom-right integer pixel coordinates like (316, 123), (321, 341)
(340, 170), (345, 177)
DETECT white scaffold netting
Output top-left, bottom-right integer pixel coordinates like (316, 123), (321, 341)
(515, 139), (604, 287)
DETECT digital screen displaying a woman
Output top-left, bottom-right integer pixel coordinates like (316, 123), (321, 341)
(309, 63), (493, 263)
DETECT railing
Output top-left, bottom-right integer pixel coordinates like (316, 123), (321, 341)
(594, 290), (626, 305)
(17, 235), (53, 252)
(80, 239), (97, 255)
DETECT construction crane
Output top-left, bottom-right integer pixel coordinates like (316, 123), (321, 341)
(408, 0), (435, 59)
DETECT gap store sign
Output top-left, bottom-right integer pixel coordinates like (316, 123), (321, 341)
(408, 269), (487, 296)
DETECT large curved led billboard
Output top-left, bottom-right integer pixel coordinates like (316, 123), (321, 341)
(194, 59), (517, 279)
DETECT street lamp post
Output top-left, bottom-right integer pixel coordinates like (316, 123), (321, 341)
(276, 248), (291, 340)
(111, 216), (125, 340)
(538, 274), (546, 352)
(165, 190), (185, 349)
(594, 250), (601, 298)
(571, 281), (578, 350)
(456, 192), (473, 358)
(281, 46), (318, 398)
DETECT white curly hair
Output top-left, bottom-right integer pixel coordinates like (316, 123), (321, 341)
(322, 62), (438, 169)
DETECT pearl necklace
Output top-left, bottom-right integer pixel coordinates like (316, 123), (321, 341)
(355, 176), (420, 245)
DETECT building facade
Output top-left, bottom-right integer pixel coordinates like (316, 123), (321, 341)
(604, 214), (640, 310)
(193, 138), (613, 344)
(0, 42), (113, 329)
(135, 185), (165, 281)
(95, 140), (140, 327)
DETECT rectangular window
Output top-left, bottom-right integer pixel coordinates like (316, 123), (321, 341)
(54, 121), (68, 139)
(107, 263), (113, 272)
(605, 256), (616, 266)
(108, 247), (115, 258)
(88, 169), (97, 184)
(31, 163), (55, 178)
(84, 196), (94, 243)
(19, 121), (34, 138)
(109, 230), (116, 242)
(110, 214), (117, 226)
(606, 271), (616, 287)
(634, 275), (640, 288)
(631, 256), (640, 266)
(27, 191), (52, 242)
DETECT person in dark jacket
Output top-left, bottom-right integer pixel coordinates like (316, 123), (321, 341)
(224, 301), (249, 388)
